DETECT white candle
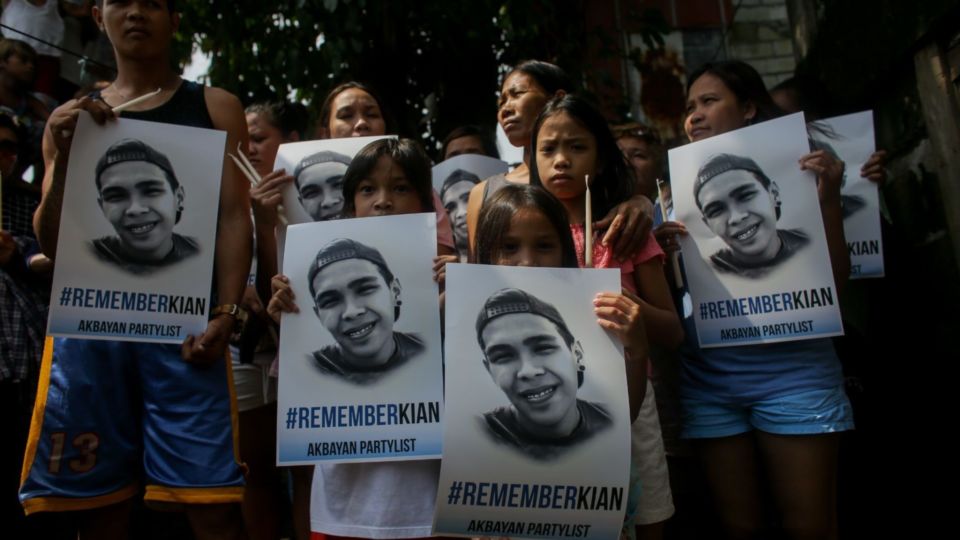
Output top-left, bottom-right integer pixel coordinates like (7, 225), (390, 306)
(585, 174), (592, 268)
(236, 142), (262, 183)
(111, 88), (161, 113)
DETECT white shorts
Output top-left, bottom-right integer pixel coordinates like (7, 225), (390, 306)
(230, 349), (277, 412)
(631, 380), (675, 525)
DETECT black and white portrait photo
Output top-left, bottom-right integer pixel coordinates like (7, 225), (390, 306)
(807, 125), (866, 219)
(47, 114), (225, 343)
(276, 213), (444, 464)
(475, 288), (611, 460)
(308, 238), (424, 384)
(277, 136), (393, 224)
(808, 111), (884, 278)
(430, 154), (508, 261)
(440, 169), (480, 258)
(435, 264), (630, 538)
(294, 151), (351, 221)
(669, 112), (844, 347)
(693, 153), (809, 279)
(90, 138), (199, 275)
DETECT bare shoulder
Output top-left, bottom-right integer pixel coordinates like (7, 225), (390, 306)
(202, 86), (245, 131)
(468, 180), (486, 206)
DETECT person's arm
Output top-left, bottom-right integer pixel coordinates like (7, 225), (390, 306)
(861, 150), (887, 184)
(631, 259), (684, 349)
(594, 290), (648, 421)
(33, 97), (116, 258)
(432, 253), (458, 333)
(266, 273), (297, 326)
(465, 180), (486, 260)
(181, 87), (252, 365)
(801, 149), (850, 295)
(594, 194), (655, 262)
(250, 169), (294, 304)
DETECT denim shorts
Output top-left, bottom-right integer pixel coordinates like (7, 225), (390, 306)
(681, 385), (855, 439)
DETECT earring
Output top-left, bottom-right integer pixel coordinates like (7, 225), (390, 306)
(395, 300), (402, 306)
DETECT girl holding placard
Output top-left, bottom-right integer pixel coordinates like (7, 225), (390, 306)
(268, 137), (454, 540)
(674, 60), (867, 540)
(526, 94), (684, 538)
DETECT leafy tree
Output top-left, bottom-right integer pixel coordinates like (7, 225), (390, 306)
(175, 0), (666, 154)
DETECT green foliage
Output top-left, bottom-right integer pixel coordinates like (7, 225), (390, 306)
(174, 0), (665, 153)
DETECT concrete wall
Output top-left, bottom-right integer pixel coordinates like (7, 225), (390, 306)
(726, 0), (796, 88)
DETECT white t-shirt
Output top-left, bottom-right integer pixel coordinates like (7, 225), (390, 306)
(0, 0), (64, 57)
(310, 460), (440, 539)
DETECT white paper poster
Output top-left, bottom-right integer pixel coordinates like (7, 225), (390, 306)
(276, 213), (444, 464)
(275, 135), (393, 223)
(668, 113), (844, 347)
(808, 110), (883, 278)
(431, 154), (509, 260)
(47, 113), (224, 343)
(435, 264), (630, 539)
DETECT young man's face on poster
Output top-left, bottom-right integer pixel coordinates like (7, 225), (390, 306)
(311, 258), (400, 367)
(298, 161), (348, 221)
(697, 169), (780, 263)
(442, 179), (473, 247)
(481, 313), (581, 437)
(97, 160), (183, 261)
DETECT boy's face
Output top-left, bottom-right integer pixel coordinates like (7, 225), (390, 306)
(297, 161), (348, 221)
(697, 169), (780, 263)
(95, 0), (179, 58)
(481, 313), (580, 438)
(311, 258), (399, 368)
(97, 160), (182, 262)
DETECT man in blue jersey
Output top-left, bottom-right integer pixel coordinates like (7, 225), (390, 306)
(21, 1), (251, 538)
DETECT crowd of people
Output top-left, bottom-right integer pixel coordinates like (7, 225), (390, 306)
(1, 1), (891, 540)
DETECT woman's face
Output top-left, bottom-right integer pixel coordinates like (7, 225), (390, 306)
(246, 112), (293, 177)
(617, 135), (658, 198)
(498, 71), (550, 148)
(684, 73), (756, 143)
(326, 88), (387, 139)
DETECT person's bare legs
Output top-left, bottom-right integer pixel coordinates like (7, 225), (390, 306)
(240, 402), (282, 540)
(291, 465), (314, 540)
(77, 499), (133, 540)
(694, 433), (764, 540)
(755, 431), (840, 540)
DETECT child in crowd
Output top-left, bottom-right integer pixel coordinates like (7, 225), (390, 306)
(268, 137), (453, 540)
(528, 94), (684, 538)
(473, 183), (650, 537)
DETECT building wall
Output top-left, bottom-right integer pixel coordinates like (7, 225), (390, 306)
(726, 0), (796, 88)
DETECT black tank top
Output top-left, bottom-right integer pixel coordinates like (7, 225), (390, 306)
(94, 80), (221, 305)
(95, 80), (214, 129)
